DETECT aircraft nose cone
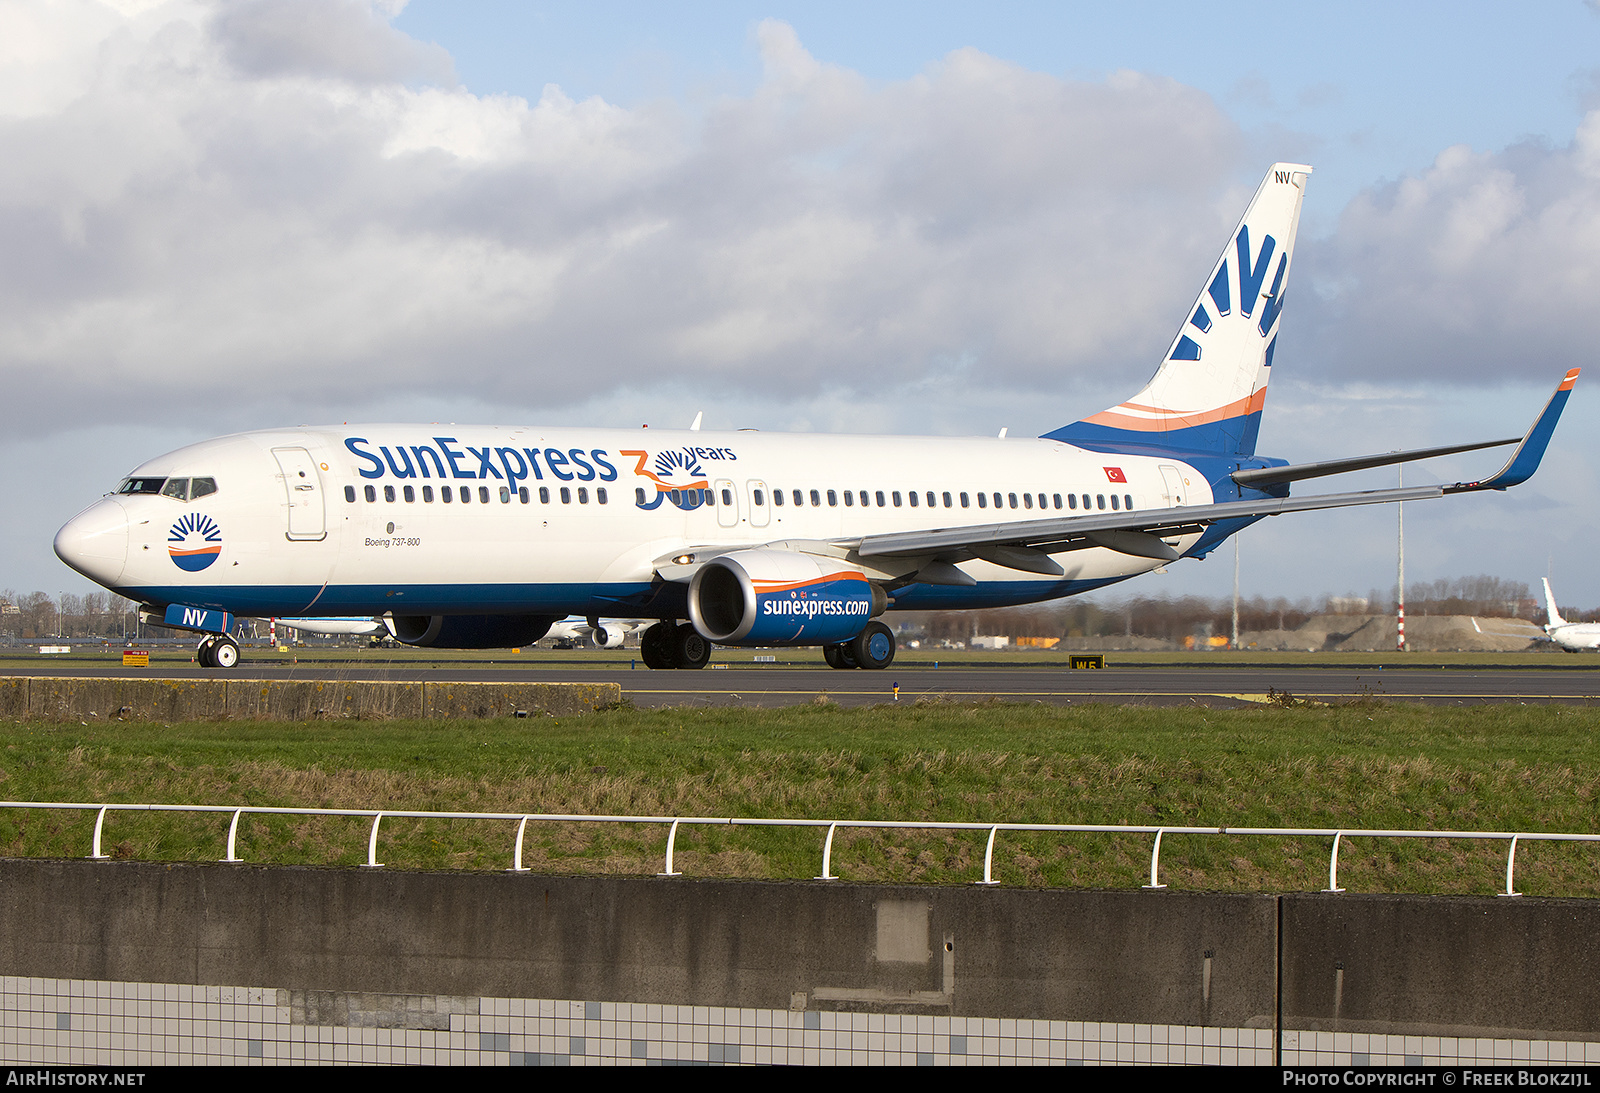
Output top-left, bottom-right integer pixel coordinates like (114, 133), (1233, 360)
(55, 498), (129, 587)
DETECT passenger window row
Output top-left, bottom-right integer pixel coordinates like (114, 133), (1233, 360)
(345, 484), (608, 506)
(344, 480), (1134, 514)
(763, 488), (1135, 512)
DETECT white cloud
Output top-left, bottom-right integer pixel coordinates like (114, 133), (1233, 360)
(0, 6), (1253, 440)
(1298, 125), (1600, 385)
(211, 0), (452, 85)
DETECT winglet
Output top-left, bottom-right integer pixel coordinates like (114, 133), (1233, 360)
(1449, 369), (1579, 492)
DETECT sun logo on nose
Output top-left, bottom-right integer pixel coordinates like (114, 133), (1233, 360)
(168, 513), (222, 572)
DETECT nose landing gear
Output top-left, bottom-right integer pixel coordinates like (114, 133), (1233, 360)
(196, 635), (241, 669)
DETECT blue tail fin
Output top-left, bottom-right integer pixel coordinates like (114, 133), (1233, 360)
(1045, 163), (1312, 457)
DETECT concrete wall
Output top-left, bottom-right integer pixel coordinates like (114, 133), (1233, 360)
(0, 858), (1594, 1043)
(0, 860), (1276, 1029)
(1282, 893), (1600, 1042)
(0, 677), (619, 721)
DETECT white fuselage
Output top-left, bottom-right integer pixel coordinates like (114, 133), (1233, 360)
(56, 425), (1214, 620)
(1546, 623), (1600, 652)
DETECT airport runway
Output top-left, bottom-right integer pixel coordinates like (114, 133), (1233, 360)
(7, 660), (1600, 707)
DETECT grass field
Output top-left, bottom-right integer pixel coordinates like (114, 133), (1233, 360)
(2, 699), (1598, 897)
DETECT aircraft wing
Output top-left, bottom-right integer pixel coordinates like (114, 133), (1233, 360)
(847, 484), (1445, 570)
(848, 369), (1578, 574)
(649, 370), (1576, 585)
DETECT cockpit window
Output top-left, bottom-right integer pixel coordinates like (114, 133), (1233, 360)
(190, 477), (218, 499)
(117, 477), (167, 496)
(161, 478), (190, 501)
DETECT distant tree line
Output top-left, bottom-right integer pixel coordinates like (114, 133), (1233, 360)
(898, 574), (1590, 644)
(1, 572), (1589, 645)
(0, 590), (140, 641)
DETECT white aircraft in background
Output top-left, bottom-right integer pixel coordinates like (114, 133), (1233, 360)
(543, 617), (650, 648)
(274, 616), (388, 639)
(54, 163), (1580, 670)
(270, 614), (644, 648)
(1541, 579), (1600, 651)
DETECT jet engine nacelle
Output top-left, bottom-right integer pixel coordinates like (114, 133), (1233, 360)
(688, 549), (884, 647)
(386, 614), (560, 649)
(586, 625), (626, 649)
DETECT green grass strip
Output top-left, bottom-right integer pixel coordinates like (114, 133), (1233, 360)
(2, 700), (1599, 895)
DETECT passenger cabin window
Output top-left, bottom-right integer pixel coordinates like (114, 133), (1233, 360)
(404, 485), (415, 503)
(500, 487), (511, 503)
(796, 490), (806, 506)
(344, 486), (356, 503)
(977, 493), (987, 508)
(597, 488), (608, 504)
(117, 477), (167, 496)
(519, 487), (529, 503)
(478, 486), (490, 504)
(1097, 494), (1106, 509)
(753, 489), (765, 506)
(772, 489), (782, 506)
(827, 490), (837, 507)
(442, 486), (452, 503)
(1068, 494), (1077, 509)
(577, 487), (589, 504)
(423, 485), (434, 503)
(958, 492), (967, 508)
(1110, 494), (1119, 510)
(721, 488), (733, 506)
(907, 491), (917, 507)
(364, 485), (376, 502)
(1124, 494), (1133, 509)
(384, 485), (395, 502)
(561, 487), (572, 504)
(539, 487), (550, 503)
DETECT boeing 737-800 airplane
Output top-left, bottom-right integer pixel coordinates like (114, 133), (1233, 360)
(54, 164), (1580, 670)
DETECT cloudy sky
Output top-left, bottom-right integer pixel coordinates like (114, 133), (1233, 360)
(7, 0), (1600, 610)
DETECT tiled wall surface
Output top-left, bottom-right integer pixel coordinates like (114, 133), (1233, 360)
(1280, 1031), (1600, 1067)
(5, 976), (1596, 1065)
(0, 975), (1280, 1065)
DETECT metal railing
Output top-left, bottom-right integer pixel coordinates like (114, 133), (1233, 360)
(2, 799), (1596, 896)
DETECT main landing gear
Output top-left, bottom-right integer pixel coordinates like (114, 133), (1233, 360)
(825, 621), (896, 670)
(196, 634), (240, 669)
(641, 621), (711, 670)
